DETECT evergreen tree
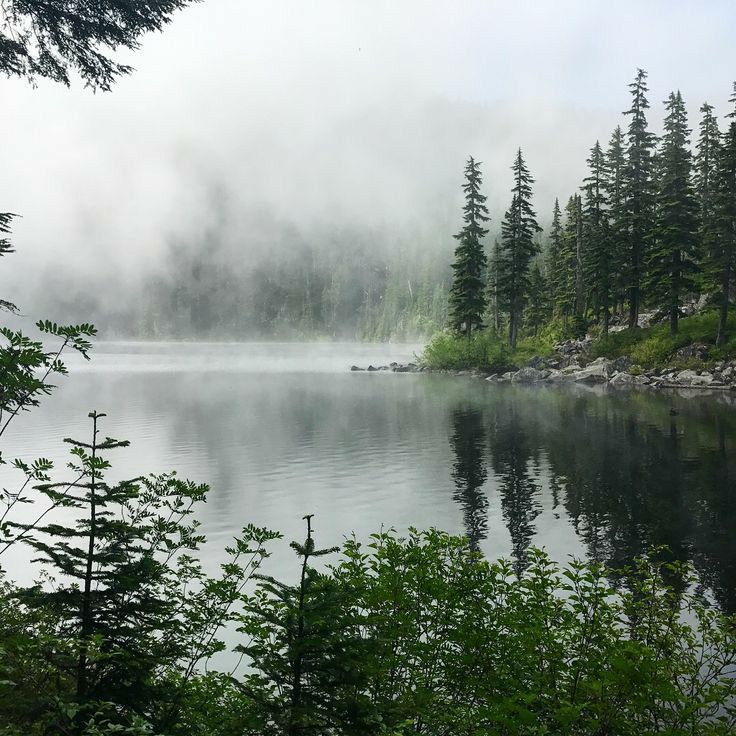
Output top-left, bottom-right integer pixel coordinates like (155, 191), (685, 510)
(525, 262), (550, 335)
(0, 212), (18, 313)
(647, 91), (698, 334)
(694, 102), (722, 273)
(605, 126), (629, 314)
(487, 239), (503, 333)
(545, 198), (565, 315)
(582, 141), (613, 332)
(448, 157), (489, 337)
(555, 196), (579, 325)
(623, 69), (657, 327)
(715, 84), (736, 346)
(240, 515), (373, 735)
(497, 149), (542, 349)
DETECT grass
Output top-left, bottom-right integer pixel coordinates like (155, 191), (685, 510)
(422, 311), (736, 373)
(589, 310), (736, 369)
(420, 329), (554, 372)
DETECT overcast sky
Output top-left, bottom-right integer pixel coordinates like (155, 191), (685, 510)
(2, 0), (735, 303)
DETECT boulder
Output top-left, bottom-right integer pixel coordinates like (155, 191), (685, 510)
(512, 367), (545, 383)
(572, 359), (614, 384)
(350, 365), (364, 371)
(675, 369), (698, 384)
(610, 371), (636, 387)
(367, 365), (378, 372)
(672, 343), (710, 362)
(676, 369), (714, 387)
(611, 356), (631, 373)
(691, 372), (714, 387)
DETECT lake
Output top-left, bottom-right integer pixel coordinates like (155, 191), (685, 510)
(4, 341), (736, 611)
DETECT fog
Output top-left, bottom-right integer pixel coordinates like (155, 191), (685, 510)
(1, 0), (735, 335)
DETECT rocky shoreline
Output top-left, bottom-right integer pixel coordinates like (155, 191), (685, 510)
(350, 338), (736, 393)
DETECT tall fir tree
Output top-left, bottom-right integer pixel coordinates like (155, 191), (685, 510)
(582, 141), (613, 332)
(448, 157), (489, 337)
(647, 91), (699, 334)
(545, 198), (566, 315)
(715, 84), (736, 346)
(605, 126), (629, 314)
(554, 196), (579, 325)
(623, 69), (657, 327)
(695, 102), (722, 268)
(498, 148), (542, 349)
(487, 239), (503, 333)
(525, 262), (550, 335)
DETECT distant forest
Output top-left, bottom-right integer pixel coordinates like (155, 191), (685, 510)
(133, 229), (451, 341)
(91, 69), (734, 344)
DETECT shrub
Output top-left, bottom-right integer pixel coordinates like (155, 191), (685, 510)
(420, 330), (511, 371)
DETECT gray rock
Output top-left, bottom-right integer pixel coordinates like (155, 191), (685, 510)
(691, 372), (714, 387)
(610, 371), (636, 387)
(367, 365), (378, 372)
(675, 369), (698, 384)
(611, 356), (631, 373)
(350, 365), (365, 371)
(672, 343), (710, 361)
(512, 367), (545, 383)
(572, 359), (614, 384)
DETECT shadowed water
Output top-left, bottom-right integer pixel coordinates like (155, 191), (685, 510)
(4, 342), (736, 610)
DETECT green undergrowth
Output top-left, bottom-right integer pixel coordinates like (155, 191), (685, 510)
(421, 330), (555, 371)
(590, 310), (736, 369)
(423, 312), (736, 373)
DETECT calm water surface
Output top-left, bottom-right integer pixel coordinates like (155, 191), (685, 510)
(5, 342), (736, 610)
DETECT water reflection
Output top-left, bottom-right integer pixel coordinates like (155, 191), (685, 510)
(444, 385), (736, 609)
(4, 343), (736, 611)
(449, 409), (488, 552)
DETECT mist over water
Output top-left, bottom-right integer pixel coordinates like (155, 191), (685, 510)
(5, 343), (736, 610)
(2, 1), (736, 335)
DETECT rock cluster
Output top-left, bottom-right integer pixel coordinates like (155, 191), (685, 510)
(351, 362), (420, 373)
(483, 356), (736, 392)
(350, 342), (736, 393)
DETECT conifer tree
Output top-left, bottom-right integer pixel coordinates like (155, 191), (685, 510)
(545, 198), (564, 314)
(554, 196), (579, 325)
(715, 84), (736, 346)
(695, 102), (722, 269)
(623, 69), (657, 327)
(448, 157), (489, 337)
(240, 515), (372, 735)
(0, 212), (19, 313)
(498, 149), (542, 349)
(647, 91), (698, 334)
(605, 126), (629, 314)
(487, 239), (503, 333)
(525, 262), (550, 336)
(582, 141), (613, 332)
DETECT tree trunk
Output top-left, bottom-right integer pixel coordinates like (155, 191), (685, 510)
(575, 195), (585, 319)
(716, 264), (732, 347)
(77, 413), (99, 699)
(628, 286), (639, 329)
(509, 311), (518, 351)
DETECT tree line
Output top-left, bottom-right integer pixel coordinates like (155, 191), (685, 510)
(450, 70), (736, 349)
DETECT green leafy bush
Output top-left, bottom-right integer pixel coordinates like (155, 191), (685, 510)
(421, 330), (554, 371)
(590, 311), (736, 368)
(421, 330), (511, 371)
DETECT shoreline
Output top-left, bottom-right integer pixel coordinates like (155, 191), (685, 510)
(350, 355), (736, 397)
